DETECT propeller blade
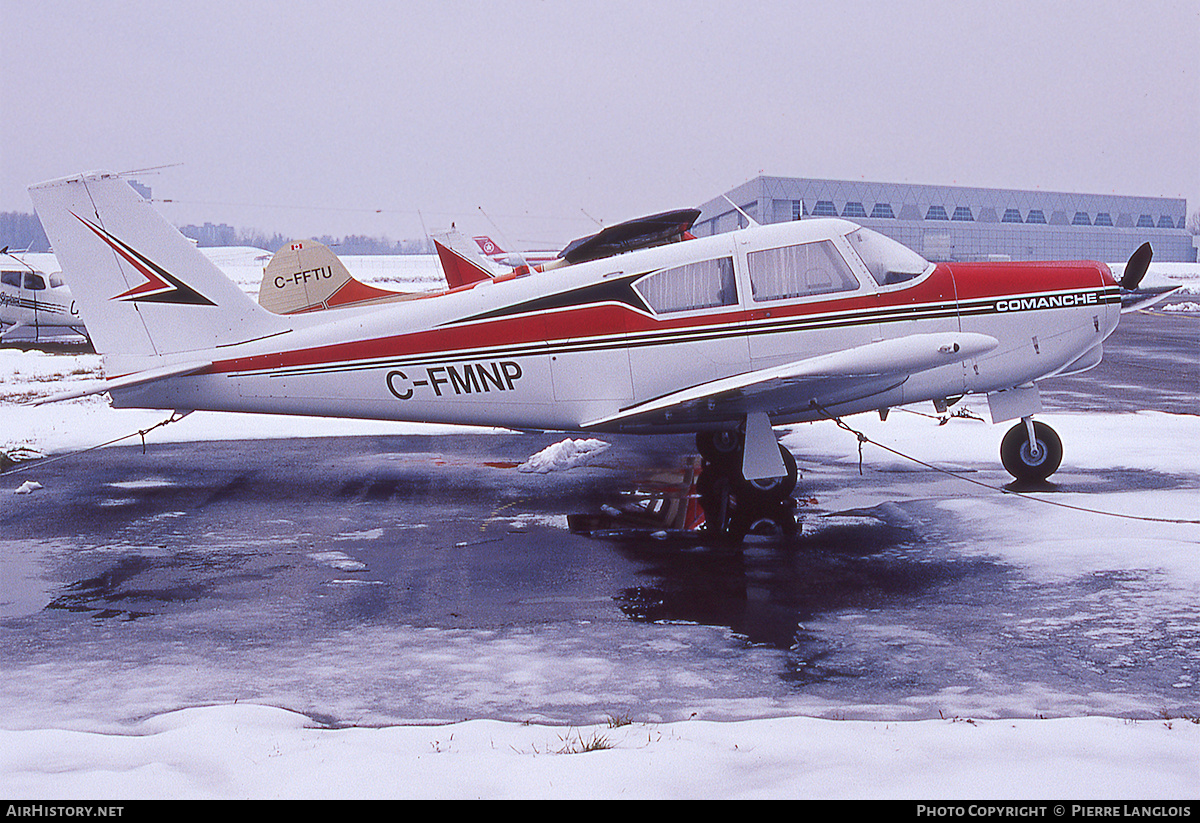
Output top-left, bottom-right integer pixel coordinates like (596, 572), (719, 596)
(1119, 242), (1152, 290)
(1120, 284), (1181, 313)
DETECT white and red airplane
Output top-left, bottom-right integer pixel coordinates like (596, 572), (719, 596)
(472, 235), (560, 268)
(256, 228), (508, 316)
(27, 170), (1170, 508)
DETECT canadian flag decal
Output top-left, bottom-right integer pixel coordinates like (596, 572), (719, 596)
(73, 212), (216, 306)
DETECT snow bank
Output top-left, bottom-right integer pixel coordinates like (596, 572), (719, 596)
(518, 438), (610, 473)
(1, 704), (1195, 799)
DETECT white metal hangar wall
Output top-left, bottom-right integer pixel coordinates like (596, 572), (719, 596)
(694, 176), (1196, 263)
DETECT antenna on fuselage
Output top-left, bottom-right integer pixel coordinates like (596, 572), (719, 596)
(580, 208), (604, 228)
(722, 195), (760, 228)
(477, 205), (533, 270)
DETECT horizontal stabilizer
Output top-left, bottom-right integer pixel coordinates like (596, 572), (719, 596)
(583, 332), (998, 431)
(31, 359), (211, 406)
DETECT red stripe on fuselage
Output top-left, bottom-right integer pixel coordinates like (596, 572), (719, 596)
(208, 263), (1110, 378)
(208, 268), (965, 376)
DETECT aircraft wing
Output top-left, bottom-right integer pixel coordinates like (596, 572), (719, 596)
(582, 332), (998, 431)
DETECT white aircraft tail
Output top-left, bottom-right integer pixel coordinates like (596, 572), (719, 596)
(28, 171), (289, 370)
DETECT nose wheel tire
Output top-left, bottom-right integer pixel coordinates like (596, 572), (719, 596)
(1000, 420), (1062, 481)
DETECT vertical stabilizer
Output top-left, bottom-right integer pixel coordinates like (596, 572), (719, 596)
(260, 239), (357, 314)
(431, 227), (498, 288)
(28, 171), (288, 369)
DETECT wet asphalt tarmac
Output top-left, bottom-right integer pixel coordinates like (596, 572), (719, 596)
(0, 305), (1196, 728)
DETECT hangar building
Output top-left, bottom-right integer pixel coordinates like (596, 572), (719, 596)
(695, 176), (1196, 263)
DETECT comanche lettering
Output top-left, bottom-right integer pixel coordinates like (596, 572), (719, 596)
(995, 292), (1098, 313)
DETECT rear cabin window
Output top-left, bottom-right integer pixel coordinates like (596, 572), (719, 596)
(635, 256), (737, 314)
(747, 241), (859, 302)
(1, 271), (21, 288)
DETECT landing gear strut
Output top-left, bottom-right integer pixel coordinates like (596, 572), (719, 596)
(1000, 418), (1062, 482)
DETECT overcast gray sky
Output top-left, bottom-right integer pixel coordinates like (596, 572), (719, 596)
(2, 0), (1197, 248)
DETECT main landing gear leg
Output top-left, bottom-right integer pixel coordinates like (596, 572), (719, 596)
(696, 416), (799, 537)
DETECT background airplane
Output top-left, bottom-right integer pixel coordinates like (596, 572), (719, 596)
(256, 213), (703, 314)
(0, 248), (87, 345)
(472, 235), (560, 268)
(1, 245), (275, 347)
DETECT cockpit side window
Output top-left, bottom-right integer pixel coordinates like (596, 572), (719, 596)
(635, 256), (737, 314)
(24, 273), (46, 290)
(747, 240), (859, 302)
(847, 227), (932, 286)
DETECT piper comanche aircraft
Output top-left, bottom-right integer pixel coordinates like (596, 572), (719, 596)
(28, 171), (1168, 514)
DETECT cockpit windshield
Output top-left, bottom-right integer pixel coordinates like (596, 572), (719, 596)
(847, 227), (932, 286)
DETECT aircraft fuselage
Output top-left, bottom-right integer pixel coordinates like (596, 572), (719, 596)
(110, 219), (1120, 434)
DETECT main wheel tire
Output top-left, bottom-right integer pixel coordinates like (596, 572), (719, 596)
(735, 444), (798, 503)
(1000, 420), (1062, 481)
(697, 430), (742, 468)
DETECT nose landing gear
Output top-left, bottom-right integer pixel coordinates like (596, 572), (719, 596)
(1000, 418), (1062, 482)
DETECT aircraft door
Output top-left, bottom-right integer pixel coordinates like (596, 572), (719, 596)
(843, 227), (967, 399)
(626, 255), (748, 403)
(0, 270), (21, 336)
(24, 272), (45, 335)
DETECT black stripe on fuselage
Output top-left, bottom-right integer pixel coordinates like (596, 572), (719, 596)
(454, 274), (650, 324)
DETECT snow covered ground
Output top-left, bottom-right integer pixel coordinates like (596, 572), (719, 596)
(1, 256), (1198, 799)
(1, 706), (1195, 799)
